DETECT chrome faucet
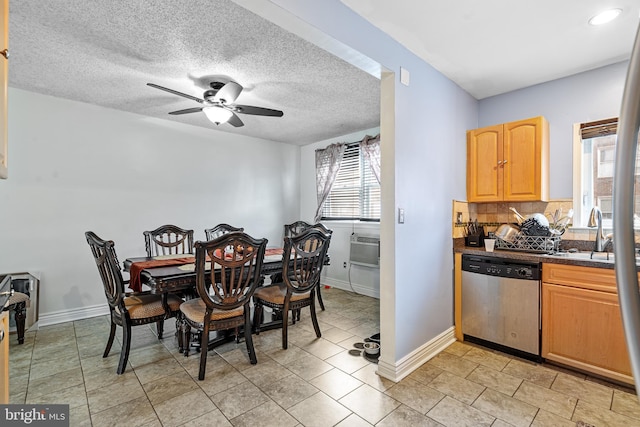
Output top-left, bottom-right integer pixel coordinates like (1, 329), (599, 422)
(587, 206), (613, 253)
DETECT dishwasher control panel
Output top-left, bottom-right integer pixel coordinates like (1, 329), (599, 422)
(462, 254), (541, 280)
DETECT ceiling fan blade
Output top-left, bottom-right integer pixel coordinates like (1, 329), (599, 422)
(233, 105), (284, 117)
(147, 83), (204, 103)
(227, 112), (244, 127)
(214, 81), (243, 104)
(168, 107), (203, 115)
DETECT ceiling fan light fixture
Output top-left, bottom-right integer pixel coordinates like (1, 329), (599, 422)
(148, 81), (282, 128)
(588, 8), (622, 26)
(203, 106), (233, 125)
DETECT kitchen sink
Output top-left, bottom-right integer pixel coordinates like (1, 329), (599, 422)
(545, 251), (640, 264)
(551, 251), (613, 261)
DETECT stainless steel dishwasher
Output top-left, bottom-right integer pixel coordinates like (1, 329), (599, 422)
(461, 254), (541, 359)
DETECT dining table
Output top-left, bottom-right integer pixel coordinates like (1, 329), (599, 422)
(123, 248), (286, 294)
(122, 248), (329, 351)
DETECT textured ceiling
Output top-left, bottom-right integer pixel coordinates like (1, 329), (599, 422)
(8, 0), (381, 146)
(340, 0), (640, 99)
(12, 1), (634, 145)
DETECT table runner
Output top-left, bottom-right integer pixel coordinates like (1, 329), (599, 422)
(128, 249), (283, 292)
(128, 257), (195, 292)
(265, 248), (283, 257)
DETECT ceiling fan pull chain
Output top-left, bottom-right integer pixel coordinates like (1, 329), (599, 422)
(1, 49), (8, 60)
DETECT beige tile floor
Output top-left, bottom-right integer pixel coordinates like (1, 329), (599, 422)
(7, 288), (640, 426)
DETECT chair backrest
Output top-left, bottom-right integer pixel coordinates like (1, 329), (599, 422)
(284, 221), (333, 238)
(286, 222), (332, 252)
(282, 227), (331, 294)
(143, 224), (194, 257)
(195, 232), (268, 311)
(204, 224), (244, 241)
(85, 231), (126, 309)
(310, 223), (332, 236)
(284, 221), (313, 238)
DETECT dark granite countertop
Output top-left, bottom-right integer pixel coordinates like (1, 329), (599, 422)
(453, 238), (621, 270)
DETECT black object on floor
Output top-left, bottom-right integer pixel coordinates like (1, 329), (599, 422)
(364, 332), (380, 343)
(350, 341), (380, 363)
(363, 351), (380, 364)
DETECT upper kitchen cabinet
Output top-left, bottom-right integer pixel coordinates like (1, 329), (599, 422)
(0, 0), (7, 179)
(467, 116), (549, 202)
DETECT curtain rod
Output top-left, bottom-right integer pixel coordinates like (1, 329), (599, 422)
(315, 134), (380, 152)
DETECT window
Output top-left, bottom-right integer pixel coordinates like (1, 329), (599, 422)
(598, 196), (613, 220)
(574, 117), (640, 228)
(597, 146), (615, 178)
(320, 142), (380, 221)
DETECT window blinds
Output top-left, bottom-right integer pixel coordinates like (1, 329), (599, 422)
(580, 117), (618, 139)
(321, 142), (381, 221)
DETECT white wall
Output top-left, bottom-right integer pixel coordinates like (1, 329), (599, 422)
(3, 0), (482, 381)
(300, 127), (381, 298)
(246, 0), (479, 378)
(0, 88), (300, 324)
(479, 61), (628, 199)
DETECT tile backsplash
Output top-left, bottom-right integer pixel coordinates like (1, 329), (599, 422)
(452, 199), (579, 239)
(452, 199), (640, 246)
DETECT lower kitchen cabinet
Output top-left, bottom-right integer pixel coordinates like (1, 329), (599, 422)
(542, 263), (632, 385)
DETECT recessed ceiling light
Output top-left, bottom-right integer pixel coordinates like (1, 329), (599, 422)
(588, 8), (622, 25)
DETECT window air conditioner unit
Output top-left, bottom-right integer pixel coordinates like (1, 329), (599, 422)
(349, 234), (380, 268)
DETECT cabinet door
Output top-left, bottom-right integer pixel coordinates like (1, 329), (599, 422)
(503, 116), (549, 201)
(0, 0), (7, 179)
(542, 282), (633, 384)
(467, 124), (503, 202)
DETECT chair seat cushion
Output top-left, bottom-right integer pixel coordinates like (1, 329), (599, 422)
(179, 298), (244, 325)
(119, 293), (182, 319)
(253, 283), (310, 305)
(6, 291), (29, 307)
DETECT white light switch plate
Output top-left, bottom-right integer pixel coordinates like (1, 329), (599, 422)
(400, 67), (410, 86)
(398, 208), (405, 224)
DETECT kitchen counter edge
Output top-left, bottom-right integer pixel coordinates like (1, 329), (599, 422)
(453, 240), (618, 270)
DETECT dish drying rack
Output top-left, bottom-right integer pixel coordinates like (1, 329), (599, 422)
(495, 234), (561, 253)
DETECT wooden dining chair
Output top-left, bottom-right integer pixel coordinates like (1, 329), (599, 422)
(283, 220), (313, 238)
(274, 221), (313, 307)
(178, 232), (267, 380)
(282, 222), (332, 312)
(2, 281), (29, 344)
(253, 227), (331, 349)
(204, 223), (244, 241)
(85, 231), (182, 374)
(143, 224), (194, 257)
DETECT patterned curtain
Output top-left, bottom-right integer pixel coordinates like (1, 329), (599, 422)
(361, 134), (381, 184)
(314, 143), (346, 222)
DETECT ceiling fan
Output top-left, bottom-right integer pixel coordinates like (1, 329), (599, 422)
(147, 81), (284, 127)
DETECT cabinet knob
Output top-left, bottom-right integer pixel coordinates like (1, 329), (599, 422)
(497, 160), (503, 165)
(0, 49), (8, 60)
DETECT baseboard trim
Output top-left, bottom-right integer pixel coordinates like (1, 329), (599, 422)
(35, 279), (378, 327)
(38, 304), (109, 327)
(321, 277), (380, 299)
(377, 326), (456, 382)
